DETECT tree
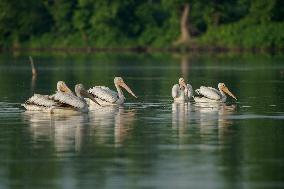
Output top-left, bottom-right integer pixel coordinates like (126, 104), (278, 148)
(44, 0), (76, 34)
(175, 3), (191, 45)
(73, 0), (93, 49)
(0, 0), (52, 47)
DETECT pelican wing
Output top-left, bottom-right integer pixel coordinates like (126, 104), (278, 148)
(207, 87), (222, 96)
(52, 91), (85, 109)
(196, 86), (221, 100)
(88, 86), (119, 103)
(186, 84), (194, 98)
(24, 94), (57, 107)
(172, 84), (180, 98)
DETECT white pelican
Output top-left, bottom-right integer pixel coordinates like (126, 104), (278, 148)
(87, 77), (137, 107)
(172, 78), (193, 102)
(23, 83), (100, 113)
(49, 84), (100, 113)
(194, 83), (237, 103)
(22, 81), (73, 111)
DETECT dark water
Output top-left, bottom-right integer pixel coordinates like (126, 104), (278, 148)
(0, 53), (284, 189)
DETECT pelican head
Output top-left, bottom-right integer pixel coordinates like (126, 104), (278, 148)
(218, 83), (237, 100)
(75, 84), (101, 106)
(178, 77), (187, 89)
(114, 77), (137, 98)
(57, 81), (72, 93)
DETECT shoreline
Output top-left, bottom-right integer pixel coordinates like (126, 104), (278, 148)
(1, 46), (283, 54)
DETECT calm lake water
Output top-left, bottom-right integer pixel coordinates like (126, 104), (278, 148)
(0, 53), (284, 189)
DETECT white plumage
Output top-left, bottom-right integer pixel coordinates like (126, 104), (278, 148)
(22, 82), (100, 113)
(172, 78), (193, 102)
(22, 81), (72, 111)
(87, 77), (137, 107)
(88, 86), (119, 104)
(52, 91), (86, 109)
(195, 86), (221, 100)
(171, 84), (180, 99)
(194, 83), (237, 103)
(25, 94), (57, 107)
(49, 84), (100, 113)
(187, 84), (194, 98)
(22, 95), (55, 111)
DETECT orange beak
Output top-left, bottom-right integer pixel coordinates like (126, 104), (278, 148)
(222, 87), (237, 100)
(120, 82), (137, 98)
(80, 88), (101, 106)
(180, 81), (187, 89)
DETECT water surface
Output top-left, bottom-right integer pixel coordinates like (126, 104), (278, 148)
(0, 53), (284, 189)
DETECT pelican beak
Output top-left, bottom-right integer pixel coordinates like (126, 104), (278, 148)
(222, 87), (237, 100)
(80, 89), (101, 106)
(120, 82), (137, 98)
(180, 81), (187, 89)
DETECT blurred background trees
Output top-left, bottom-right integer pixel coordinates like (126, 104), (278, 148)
(0, 0), (283, 49)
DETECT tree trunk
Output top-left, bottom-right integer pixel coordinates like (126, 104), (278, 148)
(174, 3), (191, 45)
(180, 3), (190, 41)
(82, 31), (91, 52)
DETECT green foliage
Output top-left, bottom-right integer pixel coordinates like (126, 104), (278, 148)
(0, 0), (52, 47)
(200, 21), (284, 49)
(44, 0), (77, 34)
(0, 0), (283, 50)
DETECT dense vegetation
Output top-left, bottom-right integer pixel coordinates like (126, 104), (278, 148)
(0, 0), (283, 50)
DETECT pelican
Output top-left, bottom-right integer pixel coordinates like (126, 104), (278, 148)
(172, 78), (193, 102)
(22, 81), (73, 111)
(23, 83), (100, 113)
(49, 84), (100, 113)
(87, 77), (137, 107)
(194, 83), (237, 103)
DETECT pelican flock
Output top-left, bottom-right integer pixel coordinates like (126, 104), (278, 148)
(87, 77), (137, 108)
(22, 77), (238, 114)
(172, 78), (193, 102)
(22, 82), (100, 113)
(194, 83), (237, 103)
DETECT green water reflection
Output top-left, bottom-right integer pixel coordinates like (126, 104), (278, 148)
(0, 53), (284, 189)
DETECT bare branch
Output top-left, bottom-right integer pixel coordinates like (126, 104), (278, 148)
(29, 56), (37, 76)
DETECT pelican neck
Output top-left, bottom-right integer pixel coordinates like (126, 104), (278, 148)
(115, 83), (124, 97)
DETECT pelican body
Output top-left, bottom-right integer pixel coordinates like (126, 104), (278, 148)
(172, 78), (193, 102)
(194, 83), (237, 103)
(50, 84), (100, 113)
(23, 82), (100, 113)
(22, 81), (73, 112)
(88, 77), (137, 108)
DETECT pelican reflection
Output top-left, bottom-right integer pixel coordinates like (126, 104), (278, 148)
(172, 102), (192, 128)
(89, 106), (136, 147)
(171, 102), (193, 143)
(22, 112), (89, 155)
(194, 102), (236, 141)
